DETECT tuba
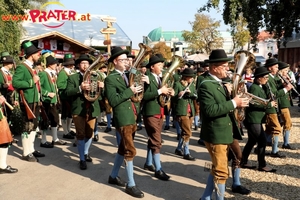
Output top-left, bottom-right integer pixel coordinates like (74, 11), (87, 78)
(82, 54), (107, 102)
(158, 55), (185, 107)
(232, 50), (269, 123)
(129, 43), (153, 103)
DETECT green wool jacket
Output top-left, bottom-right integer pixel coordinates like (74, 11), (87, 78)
(142, 72), (162, 116)
(265, 74), (285, 114)
(56, 69), (69, 100)
(104, 70), (135, 128)
(0, 71), (8, 97)
(173, 80), (197, 116)
(38, 71), (57, 104)
(12, 63), (39, 103)
(198, 75), (235, 144)
(245, 83), (272, 124)
(65, 72), (100, 118)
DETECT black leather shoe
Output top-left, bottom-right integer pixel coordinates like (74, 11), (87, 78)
(282, 144), (294, 150)
(93, 134), (99, 142)
(155, 170), (170, 181)
(137, 126), (142, 131)
(266, 142), (272, 146)
(108, 176), (126, 187)
(98, 121), (107, 126)
(63, 133), (75, 139)
(52, 140), (67, 145)
(175, 149), (184, 156)
(40, 141), (54, 148)
(79, 160), (87, 170)
(84, 154), (93, 162)
(69, 130), (76, 136)
(258, 167), (277, 173)
(176, 135), (180, 140)
(183, 154), (195, 161)
(32, 150), (45, 157)
(104, 127), (112, 133)
(143, 164), (155, 172)
(194, 126), (198, 131)
(232, 185), (251, 195)
(270, 152), (286, 158)
(164, 125), (170, 130)
(22, 153), (38, 162)
(125, 185), (144, 198)
(241, 164), (256, 169)
(0, 165), (18, 174)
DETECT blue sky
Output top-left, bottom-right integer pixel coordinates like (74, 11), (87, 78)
(48, 0), (229, 48)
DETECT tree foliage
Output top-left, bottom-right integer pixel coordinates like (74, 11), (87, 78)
(152, 42), (172, 61)
(198, 0), (300, 43)
(230, 14), (251, 52)
(0, 0), (55, 59)
(182, 13), (223, 54)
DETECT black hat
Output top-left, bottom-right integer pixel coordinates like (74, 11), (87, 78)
(0, 52), (14, 64)
(207, 49), (232, 63)
(264, 58), (279, 68)
(155, 53), (164, 60)
(278, 61), (289, 70)
(253, 67), (270, 78)
(181, 68), (195, 77)
(127, 53), (136, 59)
(62, 54), (75, 66)
(141, 60), (148, 67)
(185, 60), (191, 67)
(197, 67), (205, 73)
(146, 55), (165, 68)
(108, 47), (129, 62)
(21, 40), (41, 57)
(46, 55), (58, 66)
(75, 54), (93, 65)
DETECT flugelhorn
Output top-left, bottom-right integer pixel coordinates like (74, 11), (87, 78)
(277, 72), (300, 96)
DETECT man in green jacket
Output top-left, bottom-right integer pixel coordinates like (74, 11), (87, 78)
(277, 61), (294, 150)
(264, 59), (292, 158)
(105, 47), (146, 198)
(56, 54), (76, 140)
(173, 67), (197, 161)
(39, 54), (66, 148)
(66, 54), (103, 170)
(13, 40), (44, 162)
(198, 49), (249, 200)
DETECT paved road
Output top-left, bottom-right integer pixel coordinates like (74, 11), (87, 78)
(0, 124), (212, 200)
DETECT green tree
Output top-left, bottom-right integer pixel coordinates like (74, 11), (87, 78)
(0, 0), (56, 58)
(199, 0), (300, 43)
(230, 14), (251, 52)
(182, 13), (223, 54)
(152, 42), (172, 61)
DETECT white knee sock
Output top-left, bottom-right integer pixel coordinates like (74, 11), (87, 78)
(61, 119), (68, 133)
(67, 118), (73, 133)
(28, 131), (36, 153)
(0, 147), (8, 169)
(22, 133), (31, 156)
(51, 127), (58, 142)
(41, 130), (47, 144)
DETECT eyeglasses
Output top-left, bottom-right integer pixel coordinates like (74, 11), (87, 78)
(117, 59), (129, 62)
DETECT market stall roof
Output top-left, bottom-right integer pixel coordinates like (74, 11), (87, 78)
(21, 14), (132, 47)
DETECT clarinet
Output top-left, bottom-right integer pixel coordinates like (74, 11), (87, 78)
(266, 82), (283, 125)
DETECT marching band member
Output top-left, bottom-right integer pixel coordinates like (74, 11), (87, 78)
(277, 61), (294, 150)
(13, 40), (45, 162)
(0, 94), (18, 174)
(142, 55), (172, 180)
(242, 67), (277, 172)
(105, 47), (146, 198)
(66, 54), (103, 170)
(57, 54), (76, 140)
(0, 52), (18, 120)
(39, 55), (66, 148)
(173, 67), (196, 161)
(198, 49), (249, 200)
(264, 58), (292, 158)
